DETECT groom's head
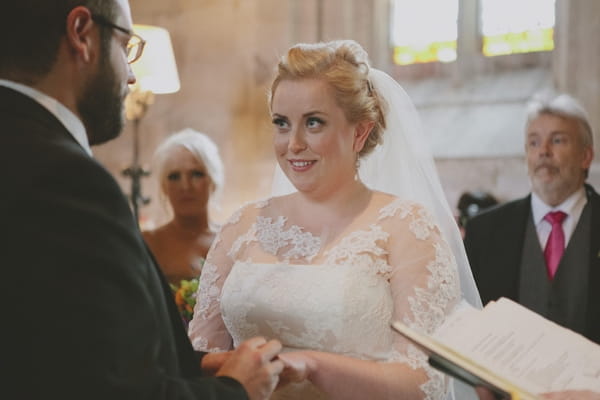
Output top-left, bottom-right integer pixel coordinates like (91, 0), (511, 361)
(0, 0), (139, 145)
(0, 1), (118, 83)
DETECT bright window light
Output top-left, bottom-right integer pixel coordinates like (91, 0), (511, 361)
(480, 0), (555, 57)
(391, 0), (459, 65)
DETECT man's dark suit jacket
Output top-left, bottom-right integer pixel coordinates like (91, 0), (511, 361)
(464, 184), (600, 344)
(0, 86), (247, 399)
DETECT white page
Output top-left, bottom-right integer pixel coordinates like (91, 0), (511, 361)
(433, 298), (600, 394)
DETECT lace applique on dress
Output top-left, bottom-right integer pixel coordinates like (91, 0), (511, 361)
(255, 216), (290, 255)
(421, 369), (446, 400)
(409, 207), (437, 241)
(255, 199), (269, 209)
(221, 264), (260, 347)
(404, 232), (458, 399)
(194, 261), (221, 320)
(378, 199), (436, 240)
(254, 216), (322, 261)
(225, 199), (269, 229)
(191, 336), (226, 353)
(386, 341), (446, 399)
(378, 198), (412, 220)
(407, 242), (458, 334)
(404, 344), (447, 400)
(324, 225), (392, 277)
(227, 207), (244, 225)
(211, 235), (222, 250)
(377, 198), (459, 400)
(190, 261), (230, 353)
(266, 317), (331, 352)
(228, 224), (257, 259)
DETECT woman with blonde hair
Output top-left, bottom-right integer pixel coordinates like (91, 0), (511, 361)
(188, 40), (480, 400)
(143, 128), (224, 285)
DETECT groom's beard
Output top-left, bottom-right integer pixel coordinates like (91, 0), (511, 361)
(78, 45), (127, 146)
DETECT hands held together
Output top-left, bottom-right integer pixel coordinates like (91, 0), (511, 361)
(202, 337), (310, 400)
(205, 342), (600, 400)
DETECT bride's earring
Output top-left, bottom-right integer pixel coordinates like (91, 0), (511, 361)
(354, 153), (360, 181)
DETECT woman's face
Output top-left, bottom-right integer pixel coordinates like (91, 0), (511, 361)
(271, 78), (369, 197)
(162, 146), (212, 217)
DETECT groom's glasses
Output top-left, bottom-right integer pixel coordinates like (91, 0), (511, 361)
(91, 14), (146, 64)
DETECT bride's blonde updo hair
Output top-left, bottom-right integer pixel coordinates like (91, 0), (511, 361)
(269, 40), (387, 158)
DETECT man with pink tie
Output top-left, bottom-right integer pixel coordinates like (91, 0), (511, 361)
(464, 92), (600, 344)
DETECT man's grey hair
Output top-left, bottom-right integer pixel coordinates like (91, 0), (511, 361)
(526, 92), (594, 148)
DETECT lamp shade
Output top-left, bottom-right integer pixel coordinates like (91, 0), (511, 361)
(131, 25), (180, 94)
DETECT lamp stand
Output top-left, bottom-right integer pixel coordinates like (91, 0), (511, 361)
(123, 89), (154, 222)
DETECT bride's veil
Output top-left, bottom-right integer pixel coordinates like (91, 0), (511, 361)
(271, 68), (481, 400)
(362, 69), (482, 309)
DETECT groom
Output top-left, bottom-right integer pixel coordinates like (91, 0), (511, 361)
(0, 1), (283, 399)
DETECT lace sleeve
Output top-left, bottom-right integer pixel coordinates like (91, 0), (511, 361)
(383, 200), (461, 398)
(187, 205), (253, 352)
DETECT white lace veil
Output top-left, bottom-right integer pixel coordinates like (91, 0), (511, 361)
(271, 68), (481, 399)
(365, 69), (481, 309)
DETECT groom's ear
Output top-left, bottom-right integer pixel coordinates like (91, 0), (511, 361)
(352, 121), (375, 153)
(65, 6), (96, 64)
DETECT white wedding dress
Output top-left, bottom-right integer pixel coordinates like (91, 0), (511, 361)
(188, 191), (461, 400)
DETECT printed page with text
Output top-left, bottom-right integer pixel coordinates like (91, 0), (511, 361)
(392, 298), (600, 399)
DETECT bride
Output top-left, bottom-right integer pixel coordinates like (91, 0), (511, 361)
(188, 40), (481, 400)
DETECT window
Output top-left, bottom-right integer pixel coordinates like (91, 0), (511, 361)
(391, 0), (459, 65)
(480, 0), (555, 57)
(390, 0), (555, 66)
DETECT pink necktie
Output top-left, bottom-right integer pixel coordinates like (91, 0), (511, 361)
(543, 211), (567, 279)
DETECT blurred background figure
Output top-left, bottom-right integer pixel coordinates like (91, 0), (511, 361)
(143, 128), (224, 285)
(457, 190), (499, 237)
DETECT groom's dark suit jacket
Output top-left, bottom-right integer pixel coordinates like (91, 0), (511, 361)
(464, 184), (600, 344)
(0, 86), (247, 399)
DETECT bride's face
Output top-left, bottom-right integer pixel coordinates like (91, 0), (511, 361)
(271, 78), (364, 196)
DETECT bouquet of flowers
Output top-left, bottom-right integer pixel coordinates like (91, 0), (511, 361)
(170, 278), (199, 326)
(170, 257), (204, 327)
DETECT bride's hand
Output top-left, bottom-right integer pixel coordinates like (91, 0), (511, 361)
(275, 352), (313, 389)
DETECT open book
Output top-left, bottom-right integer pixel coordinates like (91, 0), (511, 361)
(392, 298), (600, 400)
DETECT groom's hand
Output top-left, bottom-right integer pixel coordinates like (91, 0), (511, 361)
(200, 351), (231, 376)
(216, 337), (284, 400)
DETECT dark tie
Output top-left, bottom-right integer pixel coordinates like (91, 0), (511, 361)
(543, 211), (567, 279)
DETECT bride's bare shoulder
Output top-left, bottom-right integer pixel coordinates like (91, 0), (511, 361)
(370, 190), (405, 207)
(268, 192), (296, 204)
